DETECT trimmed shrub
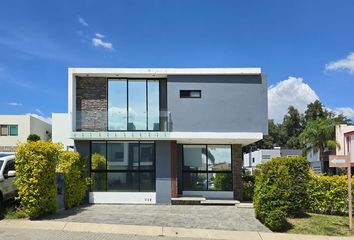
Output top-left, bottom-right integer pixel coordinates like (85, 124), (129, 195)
(57, 151), (89, 209)
(307, 173), (349, 215)
(15, 141), (61, 219)
(27, 134), (40, 142)
(254, 156), (310, 231)
(243, 175), (255, 201)
(264, 209), (287, 232)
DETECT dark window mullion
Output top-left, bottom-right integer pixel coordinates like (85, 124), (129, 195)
(146, 80), (148, 131)
(126, 80), (129, 131)
(106, 141), (108, 191)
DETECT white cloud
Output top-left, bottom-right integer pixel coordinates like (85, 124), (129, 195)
(92, 38), (113, 49)
(325, 52), (354, 74)
(333, 107), (354, 119)
(26, 113), (52, 124)
(269, 77), (354, 122)
(95, 33), (105, 38)
(78, 16), (88, 27)
(7, 102), (23, 106)
(268, 77), (319, 123)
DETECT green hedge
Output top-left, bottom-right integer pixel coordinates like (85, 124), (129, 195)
(15, 141), (61, 219)
(242, 174), (255, 202)
(57, 151), (89, 209)
(308, 173), (350, 215)
(254, 156), (310, 231)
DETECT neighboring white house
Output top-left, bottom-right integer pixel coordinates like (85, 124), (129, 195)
(0, 114), (51, 152)
(243, 147), (302, 171)
(51, 113), (74, 150)
(306, 149), (322, 173)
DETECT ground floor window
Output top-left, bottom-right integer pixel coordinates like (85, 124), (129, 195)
(182, 145), (232, 191)
(90, 141), (155, 192)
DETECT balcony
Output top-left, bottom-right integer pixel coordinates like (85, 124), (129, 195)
(73, 110), (171, 133)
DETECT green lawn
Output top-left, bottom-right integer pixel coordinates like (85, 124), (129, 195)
(286, 213), (354, 236)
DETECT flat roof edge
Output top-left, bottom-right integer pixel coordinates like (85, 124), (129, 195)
(68, 67), (262, 76)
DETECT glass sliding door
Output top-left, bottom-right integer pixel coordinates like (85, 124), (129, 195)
(108, 80), (127, 130)
(147, 80), (160, 130)
(128, 80), (147, 130)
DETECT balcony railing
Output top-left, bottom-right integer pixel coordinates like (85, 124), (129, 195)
(73, 110), (171, 132)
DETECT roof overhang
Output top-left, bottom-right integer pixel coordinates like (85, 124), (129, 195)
(70, 131), (263, 146)
(69, 68), (262, 78)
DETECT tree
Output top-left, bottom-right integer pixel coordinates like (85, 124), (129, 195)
(27, 134), (40, 142)
(299, 118), (340, 173)
(304, 100), (329, 122)
(282, 106), (303, 149)
(304, 100), (351, 124)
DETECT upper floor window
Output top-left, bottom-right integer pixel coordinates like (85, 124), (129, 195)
(108, 79), (160, 131)
(180, 90), (201, 98)
(0, 125), (18, 136)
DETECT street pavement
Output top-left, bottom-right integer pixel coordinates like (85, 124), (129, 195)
(44, 204), (270, 232)
(0, 228), (209, 240)
(1, 220), (354, 240)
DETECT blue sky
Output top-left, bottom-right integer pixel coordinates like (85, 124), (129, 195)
(0, 0), (353, 123)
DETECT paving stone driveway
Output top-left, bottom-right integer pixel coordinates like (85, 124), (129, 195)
(45, 204), (270, 232)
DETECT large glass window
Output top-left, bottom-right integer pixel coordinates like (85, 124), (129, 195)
(107, 142), (139, 170)
(108, 79), (160, 131)
(108, 80), (127, 131)
(183, 145), (207, 171)
(90, 141), (155, 192)
(147, 80), (160, 130)
(183, 145), (232, 191)
(128, 80), (147, 130)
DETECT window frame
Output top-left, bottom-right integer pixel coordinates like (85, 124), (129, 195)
(8, 125), (18, 136)
(107, 78), (162, 132)
(0, 125), (8, 136)
(182, 144), (233, 192)
(90, 141), (156, 192)
(179, 90), (201, 99)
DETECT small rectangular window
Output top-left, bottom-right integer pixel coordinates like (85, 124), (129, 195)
(8, 125), (18, 136)
(180, 90), (201, 98)
(262, 155), (271, 160)
(1, 125), (8, 136)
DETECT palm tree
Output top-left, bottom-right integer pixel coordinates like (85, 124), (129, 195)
(300, 118), (340, 173)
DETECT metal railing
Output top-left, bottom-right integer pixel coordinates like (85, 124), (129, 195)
(72, 110), (171, 132)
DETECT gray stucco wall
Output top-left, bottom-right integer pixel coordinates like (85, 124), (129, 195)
(167, 75), (268, 134)
(155, 141), (172, 204)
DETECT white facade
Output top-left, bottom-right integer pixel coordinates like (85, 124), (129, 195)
(243, 148), (302, 170)
(306, 149), (321, 173)
(52, 113), (74, 150)
(0, 115), (51, 152)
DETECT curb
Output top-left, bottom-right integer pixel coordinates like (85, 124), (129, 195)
(0, 220), (354, 240)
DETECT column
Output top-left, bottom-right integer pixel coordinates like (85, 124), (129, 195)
(232, 144), (243, 201)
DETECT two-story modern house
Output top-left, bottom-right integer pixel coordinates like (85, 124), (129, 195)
(56, 68), (267, 204)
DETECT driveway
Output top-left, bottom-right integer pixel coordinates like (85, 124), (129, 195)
(44, 204), (270, 232)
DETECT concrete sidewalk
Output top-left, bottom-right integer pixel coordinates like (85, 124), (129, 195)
(0, 220), (353, 240)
